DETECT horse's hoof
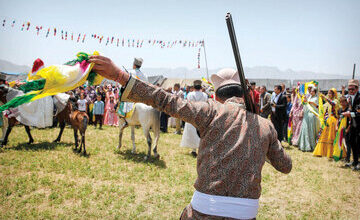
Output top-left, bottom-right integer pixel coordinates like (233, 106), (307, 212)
(154, 153), (160, 159)
(28, 140), (34, 144)
(131, 150), (136, 154)
(53, 139), (60, 143)
(144, 156), (149, 161)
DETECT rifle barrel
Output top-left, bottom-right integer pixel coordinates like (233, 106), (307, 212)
(353, 63), (356, 79)
(225, 13), (253, 112)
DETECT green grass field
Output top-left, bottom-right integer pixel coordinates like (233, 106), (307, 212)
(0, 125), (359, 219)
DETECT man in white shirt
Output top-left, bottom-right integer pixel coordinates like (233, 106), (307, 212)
(180, 80), (208, 157)
(129, 57), (148, 82)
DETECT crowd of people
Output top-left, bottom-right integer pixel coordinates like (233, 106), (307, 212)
(65, 82), (120, 129)
(156, 78), (359, 172)
(63, 71), (360, 171)
(4, 56), (357, 171)
(242, 80), (359, 170)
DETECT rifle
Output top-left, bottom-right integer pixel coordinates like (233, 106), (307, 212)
(353, 63), (356, 79)
(225, 13), (255, 113)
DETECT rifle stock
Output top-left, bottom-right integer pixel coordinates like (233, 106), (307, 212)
(225, 13), (255, 113)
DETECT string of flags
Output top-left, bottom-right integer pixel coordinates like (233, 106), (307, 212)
(1, 17), (204, 49)
(1, 16), (205, 68)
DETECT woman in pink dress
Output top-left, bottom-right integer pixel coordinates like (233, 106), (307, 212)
(104, 94), (118, 126)
(104, 85), (118, 126)
(289, 93), (304, 146)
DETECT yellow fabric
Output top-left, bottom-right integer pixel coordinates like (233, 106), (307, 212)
(313, 115), (337, 158)
(28, 64), (93, 101)
(318, 95), (325, 127)
(26, 52), (100, 102)
(27, 73), (42, 81)
(8, 81), (17, 88)
(125, 106), (135, 119)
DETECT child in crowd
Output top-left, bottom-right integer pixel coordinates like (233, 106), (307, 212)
(286, 94), (292, 117)
(93, 95), (105, 129)
(77, 93), (87, 113)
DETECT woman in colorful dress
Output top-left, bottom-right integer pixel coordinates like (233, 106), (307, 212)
(289, 90), (304, 146)
(298, 87), (320, 152)
(104, 95), (118, 126)
(104, 85), (114, 126)
(313, 88), (339, 158)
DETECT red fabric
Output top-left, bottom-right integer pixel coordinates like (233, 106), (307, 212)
(31, 58), (44, 73)
(253, 90), (260, 104)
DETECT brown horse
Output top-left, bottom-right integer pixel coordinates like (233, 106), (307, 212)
(0, 85), (88, 154)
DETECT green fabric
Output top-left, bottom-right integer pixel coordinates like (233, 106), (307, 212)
(18, 79), (46, 93)
(0, 93), (37, 112)
(86, 72), (97, 85)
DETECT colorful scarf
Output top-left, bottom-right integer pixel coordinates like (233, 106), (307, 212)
(0, 52), (103, 112)
(333, 117), (347, 161)
(287, 116), (293, 144)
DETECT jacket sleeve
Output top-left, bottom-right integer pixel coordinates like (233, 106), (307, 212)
(266, 122), (292, 174)
(120, 77), (216, 133)
(262, 94), (271, 110)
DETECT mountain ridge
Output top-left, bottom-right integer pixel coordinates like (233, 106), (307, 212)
(0, 59), (352, 80)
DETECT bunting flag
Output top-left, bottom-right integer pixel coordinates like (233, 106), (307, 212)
(333, 117), (348, 161)
(0, 52), (103, 112)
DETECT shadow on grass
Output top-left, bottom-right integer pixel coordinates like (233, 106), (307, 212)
(117, 149), (167, 169)
(10, 141), (73, 151)
(72, 148), (91, 158)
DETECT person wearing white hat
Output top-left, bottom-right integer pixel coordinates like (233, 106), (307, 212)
(130, 57), (147, 82)
(89, 55), (292, 219)
(118, 57), (148, 118)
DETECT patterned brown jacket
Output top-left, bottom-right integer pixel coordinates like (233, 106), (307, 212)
(121, 77), (292, 219)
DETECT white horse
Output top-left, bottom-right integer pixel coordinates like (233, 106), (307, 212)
(117, 103), (161, 160)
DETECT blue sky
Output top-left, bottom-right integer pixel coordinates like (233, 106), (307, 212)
(0, 0), (359, 77)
